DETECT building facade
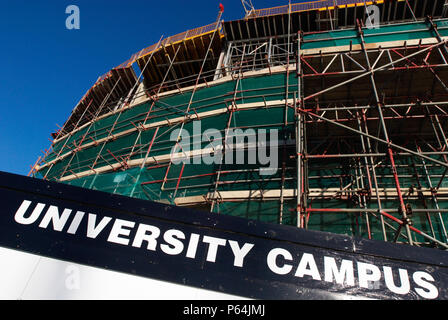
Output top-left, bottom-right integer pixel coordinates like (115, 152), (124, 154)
(33, 0), (448, 249)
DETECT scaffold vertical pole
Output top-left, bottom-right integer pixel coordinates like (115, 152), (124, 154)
(357, 20), (414, 245)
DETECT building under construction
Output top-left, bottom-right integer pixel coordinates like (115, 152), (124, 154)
(32, 0), (448, 250)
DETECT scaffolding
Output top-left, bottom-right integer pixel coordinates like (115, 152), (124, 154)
(32, 0), (448, 250)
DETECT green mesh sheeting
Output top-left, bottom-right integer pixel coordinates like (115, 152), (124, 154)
(37, 67), (448, 243)
(301, 20), (448, 50)
(44, 73), (297, 179)
(49, 73), (296, 160)
(35, 21), (448, 248)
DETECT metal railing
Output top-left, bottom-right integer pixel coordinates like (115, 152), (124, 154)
(83, 1), (382, 101)
(93, 21), (223, 89)
(253, 0), (381, 18)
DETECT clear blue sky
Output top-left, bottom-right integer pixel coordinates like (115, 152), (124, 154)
(0, 0), (309, 176)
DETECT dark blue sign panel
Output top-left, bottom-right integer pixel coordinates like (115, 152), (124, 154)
(0, 171), (446, 300)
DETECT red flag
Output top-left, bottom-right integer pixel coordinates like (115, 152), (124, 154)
(219, 3), (224, 12)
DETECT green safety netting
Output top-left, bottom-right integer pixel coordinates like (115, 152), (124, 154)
(36, 20), (448, 246)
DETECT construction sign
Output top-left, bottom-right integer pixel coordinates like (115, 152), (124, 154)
(0, 171), (446, 300)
